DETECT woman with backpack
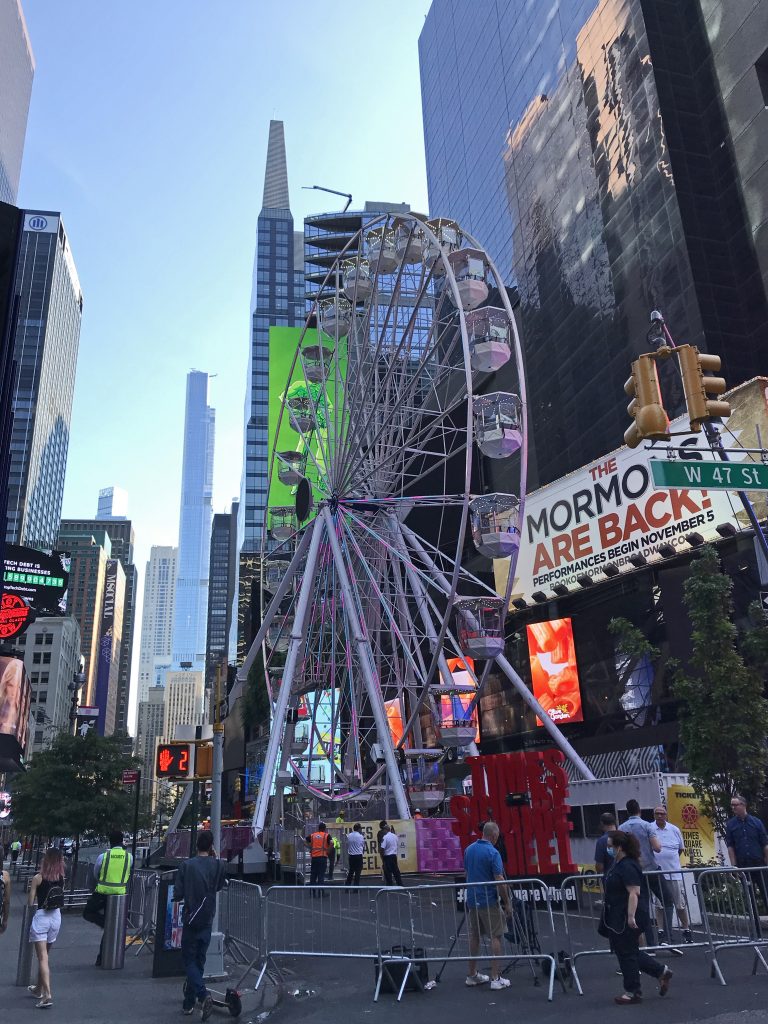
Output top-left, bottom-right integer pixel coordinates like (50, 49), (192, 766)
(27, 847), (65, 1008)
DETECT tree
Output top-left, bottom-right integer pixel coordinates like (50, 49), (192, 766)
(671, 545), (768, 834)
(11, 731), (138, 842)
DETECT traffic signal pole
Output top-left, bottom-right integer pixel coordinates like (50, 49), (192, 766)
(654, 313), (768, 563)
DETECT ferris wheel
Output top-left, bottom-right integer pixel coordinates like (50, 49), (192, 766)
(243, 212), (593, 835)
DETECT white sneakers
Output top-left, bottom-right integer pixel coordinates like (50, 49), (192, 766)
(465, 973), (510, 990)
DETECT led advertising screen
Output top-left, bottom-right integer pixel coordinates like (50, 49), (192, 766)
(2, 544), (70, 614)
(0, 654), (31, 766)
(440, 656), (479, 742)
(385, 698), (404, 746)
(525, 618), (583, 726)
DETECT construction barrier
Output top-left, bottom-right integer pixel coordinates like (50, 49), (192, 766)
(695, 866), (768, 984)
(126, 870), (160, 955)
(220, 879), (263, 964)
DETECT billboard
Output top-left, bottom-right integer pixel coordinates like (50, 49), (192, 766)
(269, 325), (318, 510)
(75, 706), (99, 737)
(2, 544), (69, 613)
(93, 559), (122, 735)
(526, 618), (583, 726)
(440, 656), (479, 741)
(496, 378), (768, 604)
(0, 654), (31, 766)
(0, 592), (33, 640)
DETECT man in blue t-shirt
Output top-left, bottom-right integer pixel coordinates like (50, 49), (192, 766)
(464, 822), (511, 991)
(726, 795), (768, 936)
(623, 799), (674, 944)
(594, 812), (617, 874)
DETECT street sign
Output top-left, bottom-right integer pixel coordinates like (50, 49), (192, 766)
(122, 769), (140, 785)
(650, 459), (768, 491)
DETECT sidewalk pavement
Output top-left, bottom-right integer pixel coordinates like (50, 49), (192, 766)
(4, 883), (768, 1023)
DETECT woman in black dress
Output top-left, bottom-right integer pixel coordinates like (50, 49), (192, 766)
(601, 830), (673, 1004)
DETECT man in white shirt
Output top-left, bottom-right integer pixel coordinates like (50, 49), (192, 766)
(380, 827), (403, 886)
(345, 824), (365, 889)
(652, 806), (692, 943)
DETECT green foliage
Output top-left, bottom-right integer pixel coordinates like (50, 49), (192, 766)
(240, 649), (271, 736)
(11, 732), (139, 839)
(672, 545), (768, 835)
(607, 617), (660, 662)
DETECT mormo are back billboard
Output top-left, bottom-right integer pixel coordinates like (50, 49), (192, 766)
(496, 378), (768, 605)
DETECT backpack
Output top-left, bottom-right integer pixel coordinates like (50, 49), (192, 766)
(42, 880), (65, 911)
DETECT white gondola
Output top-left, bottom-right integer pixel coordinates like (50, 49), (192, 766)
(264, 555), (292, 593)
(318, 298), (351, 340)
(342, 259), (373, 302)
(366, 227), (398, 275)
(440, 720), (478, 747)
(302, 343), (334, 383)
(473, 392), (523, 459)
(267, 617), (292, 653)
(269, 506), (297, 542)
(286, 394), (314, 434)
(469, 493), (520, 559)
(277, 450), (307, 487)
(406, 783), (445, 810)
(447, 248), (489, 310)
(454, 596), (506, 660)
(423, 217), (461, 271)
(465, 306), (512, 373)
(394, 219), (426, 264)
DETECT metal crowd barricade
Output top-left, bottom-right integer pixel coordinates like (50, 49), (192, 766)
(126, 870), (159, 956)
(374, 878), (557, 1002)
(256, 884), (380, 989)
(559, 868), (722, 995)
(220, 879), (263, 967)
(696, 865), (768, 984)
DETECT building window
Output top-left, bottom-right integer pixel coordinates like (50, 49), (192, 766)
(43, 652), (51, 664)
(44, 633), (53, 645)
(35, 634), (43, 645)
(33, 652), (41, 664)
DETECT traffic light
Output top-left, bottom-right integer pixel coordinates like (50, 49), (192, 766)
(194, 743), (213, 779)
(624, 354), (670, 448)
(156, 742), (192, 779)
(677, 345), (730, 430)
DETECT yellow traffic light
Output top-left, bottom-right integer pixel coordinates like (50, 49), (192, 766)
(194, 743), (213, 779)
(624, 354), (670, 448)
(677, 345), (730, 430)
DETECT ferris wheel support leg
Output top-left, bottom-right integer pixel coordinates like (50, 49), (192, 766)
(321, 506), (411, 821)
(251, 519), (326, 838)
(400, 524), (596, 782)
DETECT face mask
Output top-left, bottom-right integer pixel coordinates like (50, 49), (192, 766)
(607, 846), (616, 858)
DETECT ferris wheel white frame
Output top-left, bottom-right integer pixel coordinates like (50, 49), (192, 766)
(238, 213), (594, 838)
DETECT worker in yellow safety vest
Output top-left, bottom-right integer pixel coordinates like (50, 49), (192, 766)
(83, 830), (133, 965)
(305, 823), (331, 895)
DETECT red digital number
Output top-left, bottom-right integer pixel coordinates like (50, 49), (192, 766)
(179, 749), (189, 772)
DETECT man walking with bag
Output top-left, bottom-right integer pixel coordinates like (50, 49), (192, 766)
(175, 830), (227, 1020)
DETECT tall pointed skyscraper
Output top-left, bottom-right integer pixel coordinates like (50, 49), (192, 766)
(239, 120), (305, 555)
(172, 370), (215, 671)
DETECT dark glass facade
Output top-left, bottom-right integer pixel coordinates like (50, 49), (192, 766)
(205, 504), (238, 694)
(419, 0), (768, 488)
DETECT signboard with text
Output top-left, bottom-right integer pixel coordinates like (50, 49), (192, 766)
(651, 459), (768, 491)
(2, 545), (69, 614)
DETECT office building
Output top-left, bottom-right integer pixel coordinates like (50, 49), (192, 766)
(0, 202), (23, 559)
(17, 615), (81, 755)
(135, 685), (165, 798)
(419, 0), (768, 487)
(205, 504), (238, 697)
(54, 526), (110, 713)
(172, 371), (214, 671)
(61, 515), (137, 735)
(96, 486), (128, 520)
(137, 545), (177, 704)
(7, 212), (83, 546)
(164, 669), (205, 742)
(0, 0), (34, 206)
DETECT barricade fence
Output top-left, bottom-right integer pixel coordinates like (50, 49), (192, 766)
(220, 879), (263, 965)
(126, 870), (159, 954)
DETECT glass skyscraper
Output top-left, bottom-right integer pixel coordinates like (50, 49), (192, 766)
(419, 0), (768, 487)
(172, 370), (214, 671)
(0, 0), (34, 205)
(7, 211), (83, 549)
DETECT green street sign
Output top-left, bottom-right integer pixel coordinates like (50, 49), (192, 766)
(650, 459), (768, 491)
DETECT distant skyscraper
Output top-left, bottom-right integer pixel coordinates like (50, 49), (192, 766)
(137, 545), (177, 704)
(7, 212), (82, 548)
(19, 615), (81, 755)
(239, 120), (305, 556)
(419, 0), (768, 488)
(61, 515), (136, 735)
(172, 371), (214, 671)
(0, 0), (34, 205)
(205, 504), (238, 697)
(135, 685), (165, 797)
(96, 486), (128, 520)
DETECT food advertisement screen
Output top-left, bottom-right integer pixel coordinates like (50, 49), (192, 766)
(525, 618), (583, 726)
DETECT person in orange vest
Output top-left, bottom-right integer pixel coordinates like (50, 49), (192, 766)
(305, 823), (331, 897)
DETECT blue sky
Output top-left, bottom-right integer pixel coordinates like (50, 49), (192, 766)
(18, 0), (432, 728)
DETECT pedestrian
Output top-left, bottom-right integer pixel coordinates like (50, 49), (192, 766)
(328, 833), (340, 880)
(345, 824), (365, 889)
(594, 812), (617, 874)
(600, 830), (673, 1004)
(380, 825), (403, 886)
(413, 808), (423, 820)
(27, 847), (66, 1008)
(726, 794), (768, 934)
(464, 821), (511, 990)
(0, 849), (10, 936)
(305, 822), (331, 896)
(651, 806), (692, 944)
(174, 830), (226, 1020)
(622, 799), (673, 944)
(10, 837), (21, 865)
(335, 811), (345, 824)
(83, 830), (133, 966)
(377, 820), (389, 880)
